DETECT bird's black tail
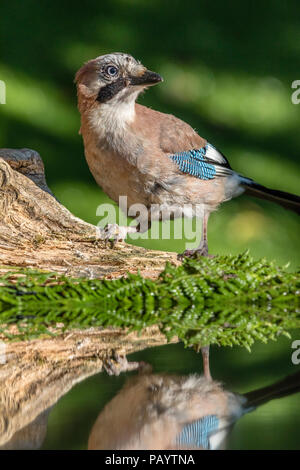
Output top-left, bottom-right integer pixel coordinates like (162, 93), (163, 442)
(243, 370), (300, 410)
(241, 179), (300, 215)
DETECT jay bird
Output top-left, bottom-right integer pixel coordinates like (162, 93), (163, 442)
(75, 53), (300, 256)
(88, 366), (300, 450)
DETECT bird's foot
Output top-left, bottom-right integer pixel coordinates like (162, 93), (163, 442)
(178, 243), (211, 260)
(103, 350), (149, 376)
(99, 224), (137, 247)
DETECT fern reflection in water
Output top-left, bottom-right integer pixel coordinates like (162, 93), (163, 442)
(0, 252), (299, 349)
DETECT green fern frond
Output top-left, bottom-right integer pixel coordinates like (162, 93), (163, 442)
(0, 252), (299, 348)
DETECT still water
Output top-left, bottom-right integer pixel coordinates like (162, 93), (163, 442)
(2, 331), (300, 450)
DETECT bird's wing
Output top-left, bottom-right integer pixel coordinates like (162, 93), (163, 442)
(175, 415), (220, 450)
(155, 110), (232, 180)
(168, 144), (233, 181)
(135, 105), (233, 181)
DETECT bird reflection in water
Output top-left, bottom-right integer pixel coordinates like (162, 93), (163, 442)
(88, 364), (300, 450)
(1, 360), (299, 450)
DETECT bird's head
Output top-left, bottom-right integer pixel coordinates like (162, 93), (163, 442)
(75, 52), (163, 105)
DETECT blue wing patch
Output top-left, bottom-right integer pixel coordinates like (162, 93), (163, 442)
(169, 143), (231, 180)
(175, 415), (219, 450)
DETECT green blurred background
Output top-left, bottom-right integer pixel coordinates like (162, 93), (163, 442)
(1, 0), (300, 450)
(1, 0), (299, 266)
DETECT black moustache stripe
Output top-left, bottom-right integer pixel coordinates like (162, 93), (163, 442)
(96, 78), (127, 103)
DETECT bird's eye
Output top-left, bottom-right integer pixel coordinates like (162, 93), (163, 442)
(106, 65), (118, 77)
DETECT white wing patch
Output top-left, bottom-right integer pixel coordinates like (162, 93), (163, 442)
(204, 144), (233, 177)
(205, 144), (228, 165)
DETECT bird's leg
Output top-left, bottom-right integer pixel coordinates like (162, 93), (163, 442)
(201, 346), (212, 381)
(179, 213), (210, 259)
(196, 212), (209, 256)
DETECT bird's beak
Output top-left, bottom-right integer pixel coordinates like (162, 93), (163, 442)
(130, 70), (163, 87)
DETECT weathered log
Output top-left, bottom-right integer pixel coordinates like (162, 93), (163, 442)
(0, 148), (181, 448)
(0, 148), (179, 279)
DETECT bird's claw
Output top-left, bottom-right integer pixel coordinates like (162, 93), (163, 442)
(178, 244), (211, 260)
(103, 350), (150, 376)
(99, 224), (128, 247)
(98, 224), (137, 248)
